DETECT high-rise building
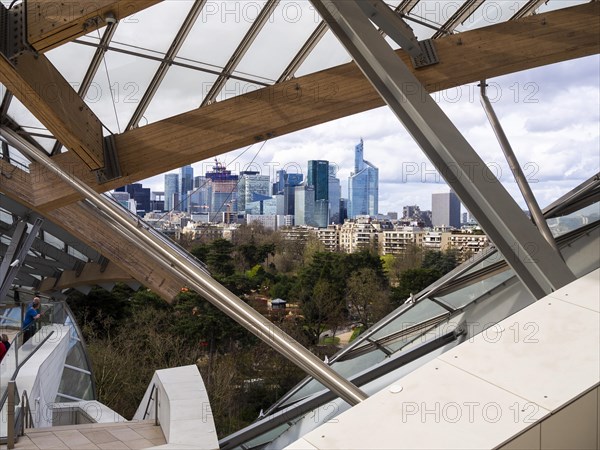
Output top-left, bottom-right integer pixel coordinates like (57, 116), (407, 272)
(348, 139), (378, 218)
(151, 191), (165, 212)
(164, 173), (179, 212)
(432, 191), (461, 228)
(403, 205), (419, 220)
(274, 170), (304, 215)
(189, 176), (210, 214)
(328, 165), (341, 224)
(205, 161), (238, 223)
(179, 165), (194, 212)
(307, 161), (329, 202)
(115, 183), (151, 216)
(294, 184), (315, 227)
(308, 160), (329, 227)
(238, 171), (271, 212)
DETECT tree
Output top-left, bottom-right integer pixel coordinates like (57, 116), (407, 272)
(206, 238), (235, 279)
(391, 268), (441, 306)
(346, 268), (391, 328)
(301, 279), (344, 345)
(67, 284), (133, 338)
(422, 249), (459, 276)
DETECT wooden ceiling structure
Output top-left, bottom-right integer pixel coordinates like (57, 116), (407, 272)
(0, 0), (599, 301)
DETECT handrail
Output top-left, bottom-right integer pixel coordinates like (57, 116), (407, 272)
(20, 390), (33, 433)
(142, 384), (156, 421)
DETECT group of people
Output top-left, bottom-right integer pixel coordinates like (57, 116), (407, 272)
(0, 333), (11, 363)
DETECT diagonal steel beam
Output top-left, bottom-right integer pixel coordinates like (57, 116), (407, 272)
(0, 217), (44, 300)
(126, 0), (206, 130)
(311, 0), (576, 299)
(201, 0), (280, 106)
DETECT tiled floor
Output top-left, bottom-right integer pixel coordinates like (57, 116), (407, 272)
(11, 420), (166, 450)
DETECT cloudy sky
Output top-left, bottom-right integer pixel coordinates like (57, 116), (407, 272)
(4, 0), (598, 214)
(142, 54), (599, 214)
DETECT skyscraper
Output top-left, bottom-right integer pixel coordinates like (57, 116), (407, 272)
(179, 165), (194, 212)
(294, 184), (315, 227)
(432, 191), (461, 228)
(115, 183), (151, 215)
(308, 160), (329, 227)
(164, 173), (179, 212)
(238, 171), (271, 212)
(348, 139), (378, 218)
(328, 165), (341, 224)
(205, 161), (238, 222)
(274, 170), (304, 215)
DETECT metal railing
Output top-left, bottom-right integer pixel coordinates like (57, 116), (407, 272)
(5, 381), (33, 448)
(142, 383), (160, 427)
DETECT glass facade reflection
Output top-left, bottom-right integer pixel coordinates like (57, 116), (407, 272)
(348, 140), (378, 218)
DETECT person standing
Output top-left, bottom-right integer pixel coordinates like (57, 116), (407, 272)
(0, 334), (10, 352)
(22, 297), (41, 343)
(0, 337), (6, 363)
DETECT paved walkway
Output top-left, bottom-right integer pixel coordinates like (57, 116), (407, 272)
(12, 420), (166, 449)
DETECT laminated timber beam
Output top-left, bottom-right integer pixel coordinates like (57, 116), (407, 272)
(17, 2), (600, 212)
(26, 0), (162, 53)
(0, 52), (104, 169)
(0, 159), (33, 205)
(45, 203), (183, 301)
(37, 260), (134, 292)
(0, 167), (181, 301)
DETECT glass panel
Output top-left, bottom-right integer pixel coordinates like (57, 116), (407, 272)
(238, 423), (290, 450)
(407, 0), (468, 34)
(42, 231), (64, 251)
(46, 41), (96, 88)
(85, 52), (161, 134)
(177, 1), (265, 69)
(368, 299), (448, 341)
(7, 97), (47, 132)
(65, 341), (88, 369)
(536, 0), (589, 14)
(235, 0), (320, 81)
(455, 1), (528, 32)
(295, 29), (352, 77)
(458, 248), (504, 277)
(0, 307), (21, 326)
(548, 202), (600, 237)
(143, 66), (218, 125)
(110, 1), (194, 55)
(216, 77), (263, 103)
(435, 269), (516, 309)
(58, 367), (94, 400)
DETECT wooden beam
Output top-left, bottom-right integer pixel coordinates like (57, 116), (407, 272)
(46, 203), (183, 301)
(0, 159), (33, 205)
(37, 261), (133, 292)
(22, 2), (600, 212)
(26, 0), (162, 53)
(0, 52), (104, 169)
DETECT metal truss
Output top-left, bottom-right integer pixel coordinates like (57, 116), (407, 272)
(310, 0), (576, 299)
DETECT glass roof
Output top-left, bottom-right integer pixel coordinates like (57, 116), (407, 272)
(0, 0), (582, 157)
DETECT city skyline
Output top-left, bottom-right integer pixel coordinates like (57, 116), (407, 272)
(138, 56), (598, 216)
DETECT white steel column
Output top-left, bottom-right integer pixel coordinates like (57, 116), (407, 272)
(310, 0), (575, 299)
